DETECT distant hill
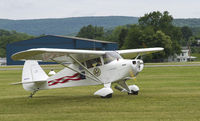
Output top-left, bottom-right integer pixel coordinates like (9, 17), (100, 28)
(0, 16), (200, 36)
(173, 19), (200, 27)
(0, 16), (138, 36)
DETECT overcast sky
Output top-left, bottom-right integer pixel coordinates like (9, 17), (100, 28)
(0, 0), (199, 20)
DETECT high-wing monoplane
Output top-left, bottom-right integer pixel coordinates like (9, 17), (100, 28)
(11, 47), (163, 98)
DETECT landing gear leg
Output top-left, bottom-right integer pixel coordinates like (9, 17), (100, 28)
(115, 81), (140, 95)
(94, 83), (113, 98)
(29, 88), (39, 98)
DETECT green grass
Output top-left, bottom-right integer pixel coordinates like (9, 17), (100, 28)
(145, 62), (200, 65)
(0, 66), (200, 121)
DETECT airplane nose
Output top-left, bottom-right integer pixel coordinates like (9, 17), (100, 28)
(132, 59), (144, 73)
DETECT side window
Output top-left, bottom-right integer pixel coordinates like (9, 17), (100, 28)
(103, 54), (114, 64)
(86, 57), (102, 68)
(79, 62), (85, 70)
(95, 58), (102, 66)
(86, 60), (94, 68)
(103, 52), (122, 65)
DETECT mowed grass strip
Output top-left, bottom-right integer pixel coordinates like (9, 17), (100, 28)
(0, 66), (200, 121)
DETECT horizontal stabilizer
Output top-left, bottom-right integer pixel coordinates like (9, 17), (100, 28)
(11, 80), (47, 85)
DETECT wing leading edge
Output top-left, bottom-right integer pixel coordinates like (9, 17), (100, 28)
(117, 47), (164, 59)
(11, 47), (164, 62)
(11, 48), (106, 63)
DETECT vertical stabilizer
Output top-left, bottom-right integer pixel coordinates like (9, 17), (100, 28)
(22, 60), (48, 91)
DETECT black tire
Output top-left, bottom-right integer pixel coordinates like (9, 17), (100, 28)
(101, 93), (112, 98)
(128, 90), (139, 95)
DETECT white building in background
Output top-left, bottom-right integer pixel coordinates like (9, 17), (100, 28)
(197, 40), (200, 45)
(175, 47), (197, 62)
(0, 58), (6, 65)
(167, 47), (197, 62)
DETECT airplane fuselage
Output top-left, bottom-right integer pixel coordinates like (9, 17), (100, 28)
(44, 58), (143, 90)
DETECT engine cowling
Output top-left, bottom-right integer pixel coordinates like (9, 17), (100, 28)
(132, 59), (144, 72)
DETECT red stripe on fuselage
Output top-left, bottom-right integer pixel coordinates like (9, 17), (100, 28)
(48, 73), (81, 86)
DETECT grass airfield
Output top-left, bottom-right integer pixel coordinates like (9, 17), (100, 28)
(0, 64), (200, 121)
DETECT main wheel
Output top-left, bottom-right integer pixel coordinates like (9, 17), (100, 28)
(101, 93), (112, 98)
(128, 85), (139, 95)
(128, 90), (139, 95)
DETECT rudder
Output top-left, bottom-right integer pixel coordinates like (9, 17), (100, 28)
(22, 60), (48, 91)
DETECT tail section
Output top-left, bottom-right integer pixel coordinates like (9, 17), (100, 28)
(22, 60), (48, 91)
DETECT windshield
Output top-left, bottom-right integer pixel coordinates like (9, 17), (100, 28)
(103, 52), (122, 64)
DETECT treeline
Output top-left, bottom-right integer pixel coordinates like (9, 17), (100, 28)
(77, 11), (194, 61)
(0, 30), (34, 57)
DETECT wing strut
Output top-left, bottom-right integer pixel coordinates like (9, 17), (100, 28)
(68, 55), (103, 83)
(51, 58), (102, 84)
(135, 53), (140, 59)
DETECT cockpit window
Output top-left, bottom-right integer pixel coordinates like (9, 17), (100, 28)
(103, 52), (122, 64)
(86, 57), (102, 68)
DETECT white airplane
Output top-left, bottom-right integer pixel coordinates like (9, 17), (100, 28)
(11, 47), (163, 98)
